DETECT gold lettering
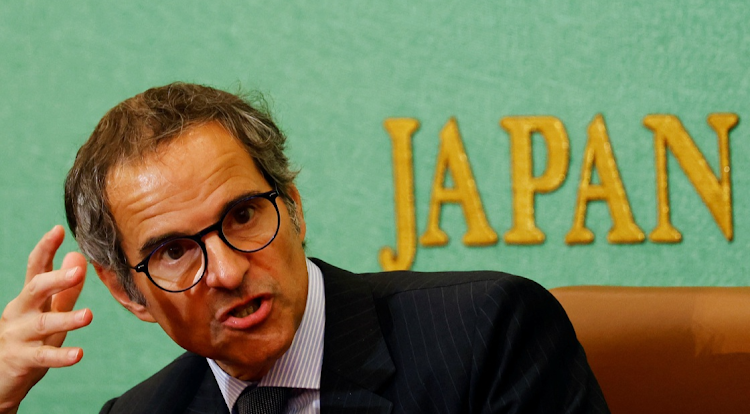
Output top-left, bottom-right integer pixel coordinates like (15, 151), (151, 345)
(501, 116), (569, 244)
(420, 118), (498, 247)
(565, 114), (645, 244)
(643, 114), (738, 242)
(379, 118), (420, 271)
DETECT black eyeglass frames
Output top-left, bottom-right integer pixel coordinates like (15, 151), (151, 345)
(129, 190), (281, 292)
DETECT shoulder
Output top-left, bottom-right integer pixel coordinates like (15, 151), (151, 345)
(99, 352), (209, 413)
(313, 258), (558, 316)
(372, 269), (571, 341)
(363, 268), (559, 317)
(363, 268), (546, 298)
(360, 268), (575, 354)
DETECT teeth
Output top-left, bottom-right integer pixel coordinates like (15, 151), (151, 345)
(231, 300), (259, 318)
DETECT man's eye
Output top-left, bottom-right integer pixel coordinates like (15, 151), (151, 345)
(155, 240), (195, 263)
(165, 244), (185, 260)
(232, 205), (255, 225)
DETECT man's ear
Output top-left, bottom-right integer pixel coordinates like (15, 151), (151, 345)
(286, 184), (306, 241)
(93, 263), (156, 323)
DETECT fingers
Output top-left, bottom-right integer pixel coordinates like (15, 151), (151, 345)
(34, 309), (93, 340)
(25, 226), (65, 284)
(0, 343), (82, 413)
(25, 346), (84, 369)
(0, 308), (92, 352)
(2, 308), (92, 345)
(5, 345), (83, 376)
(51, 253), (87, 313)
(0, 227), (92, 411)
(44, 309), (93, 350)
(60, 251), (87, 271)
(0, 306), (91, 383)
(11, 267), (85, 316)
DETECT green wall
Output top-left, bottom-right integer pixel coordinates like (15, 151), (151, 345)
(1, 1), (748, 412)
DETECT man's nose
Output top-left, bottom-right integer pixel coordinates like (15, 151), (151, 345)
(202, 233), (249, 290)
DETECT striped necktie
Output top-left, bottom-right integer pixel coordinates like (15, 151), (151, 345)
(235, 386), (290, 414)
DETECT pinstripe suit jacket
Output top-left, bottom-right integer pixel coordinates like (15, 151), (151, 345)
(99, 259), (609, 414)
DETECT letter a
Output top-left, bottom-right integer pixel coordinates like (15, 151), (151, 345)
(565, 114), (645, 244)
(420, 118), (498, 247)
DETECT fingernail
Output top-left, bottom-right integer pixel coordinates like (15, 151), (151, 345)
(66, 267), (78, 280)
(68, 349), (79, 360)
(76, 309), (87, 322)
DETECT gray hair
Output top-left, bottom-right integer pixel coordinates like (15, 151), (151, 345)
(64, 82), (299, 304)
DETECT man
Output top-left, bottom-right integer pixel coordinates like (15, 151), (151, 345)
(0, 83), (609, 413)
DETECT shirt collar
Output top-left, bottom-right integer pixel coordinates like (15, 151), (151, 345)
(207, 258), (325, 410)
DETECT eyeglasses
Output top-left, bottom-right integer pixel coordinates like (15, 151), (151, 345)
(129, 190), (281, 292)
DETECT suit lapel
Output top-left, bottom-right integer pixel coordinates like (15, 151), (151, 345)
(313, 259), (395, 414)
(103, 353), (224, 414)
(184, 364), (229, 414)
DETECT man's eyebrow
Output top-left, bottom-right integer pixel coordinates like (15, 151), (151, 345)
(136, 189), (272, 259)
(138, 231), (192, 259)
(216, 189), (270, 218)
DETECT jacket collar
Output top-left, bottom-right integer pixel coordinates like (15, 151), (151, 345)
(313, 258), (395, 414)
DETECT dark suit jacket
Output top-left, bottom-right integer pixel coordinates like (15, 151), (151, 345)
(100, 259), (609, 414)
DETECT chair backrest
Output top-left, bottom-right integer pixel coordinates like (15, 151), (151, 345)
(551, 286), (750, 414)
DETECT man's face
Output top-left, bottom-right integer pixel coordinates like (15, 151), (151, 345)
(99, 122), (309, 381)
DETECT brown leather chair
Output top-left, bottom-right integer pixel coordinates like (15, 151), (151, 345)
(551, 286), (750, 414)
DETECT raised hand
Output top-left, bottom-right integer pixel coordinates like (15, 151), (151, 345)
(0, 225), (93, 414)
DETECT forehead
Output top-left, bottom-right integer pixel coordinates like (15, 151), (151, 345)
(105, 123), (269, 251)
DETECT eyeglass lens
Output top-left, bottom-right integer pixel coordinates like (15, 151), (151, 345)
(147, 195), (279, 291)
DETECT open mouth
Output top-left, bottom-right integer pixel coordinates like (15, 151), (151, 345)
(230, 298), (262, 318)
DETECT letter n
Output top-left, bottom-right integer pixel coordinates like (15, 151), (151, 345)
(643, 114), (738, 242)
